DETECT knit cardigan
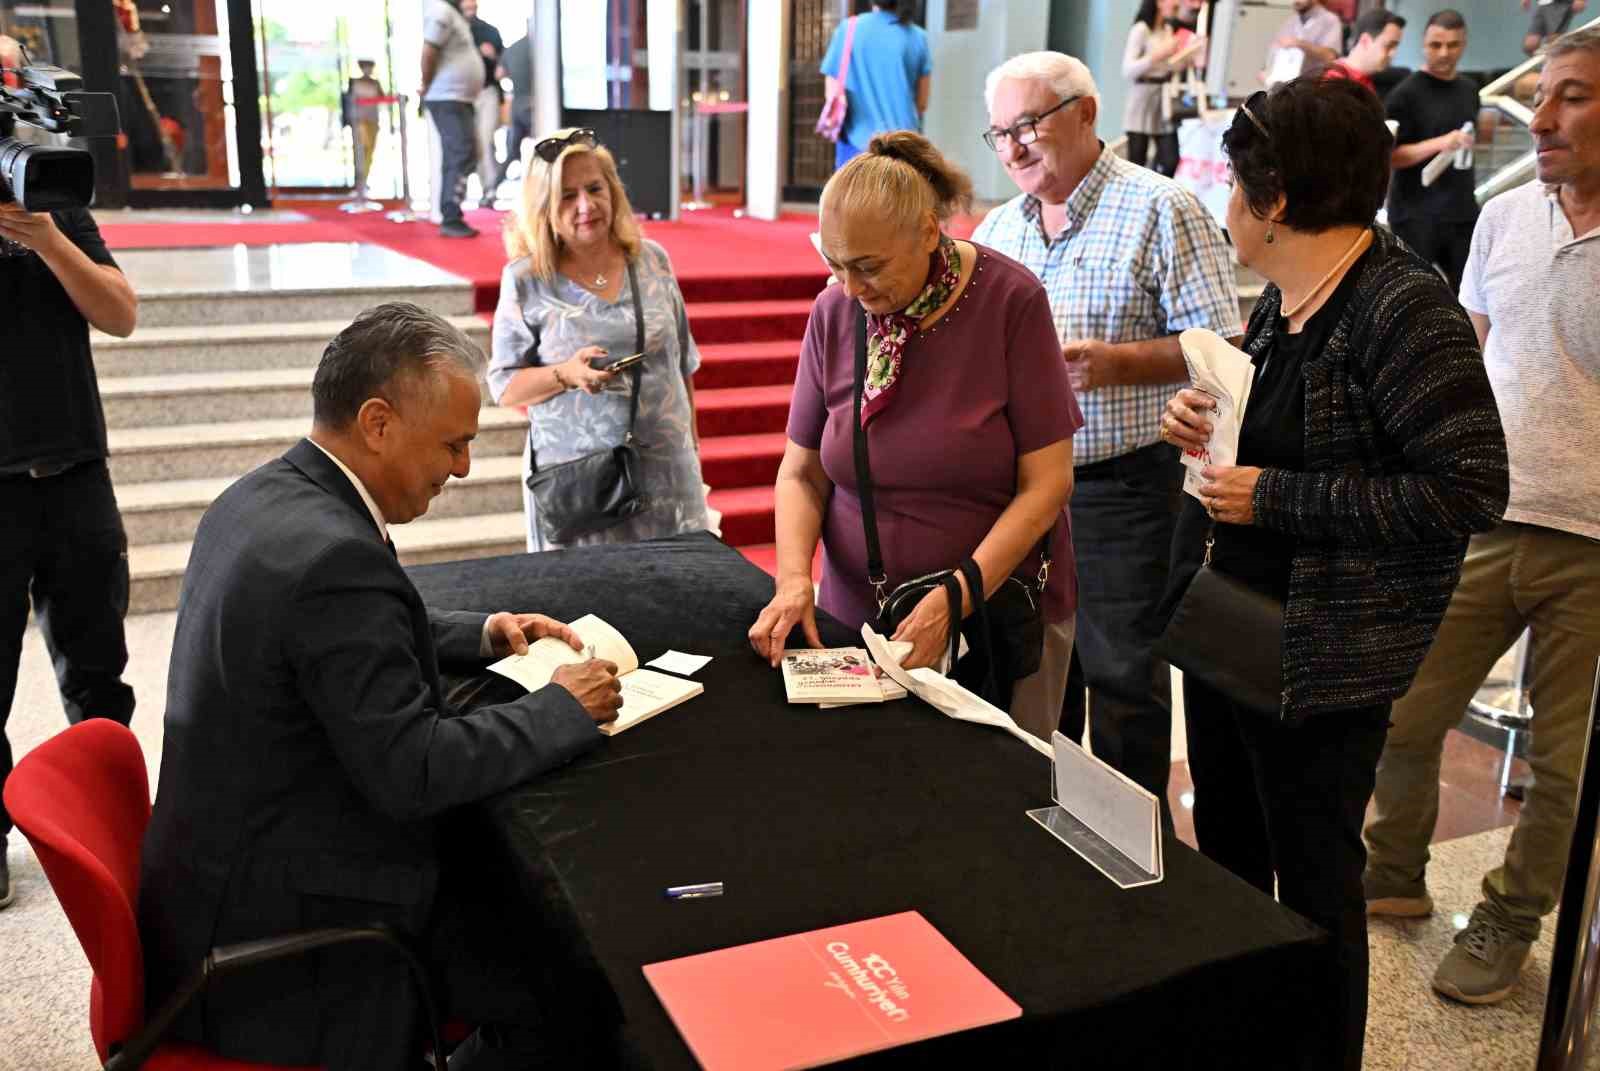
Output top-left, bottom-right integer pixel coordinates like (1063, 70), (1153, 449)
(1245, 227), (1509, 718)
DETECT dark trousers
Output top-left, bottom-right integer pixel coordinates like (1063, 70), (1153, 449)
(0, 461), (135, 837)
(426, 99), (477, 226)
(1127, 132), (1179, 177)
(1060, 442), (1182, 803)
(1390, 216), (1476, 297)
(498, 109), (534, 186)
(1185, 675), (1390, 1071)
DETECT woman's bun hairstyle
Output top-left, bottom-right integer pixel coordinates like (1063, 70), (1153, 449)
(864, 131), (974, 223)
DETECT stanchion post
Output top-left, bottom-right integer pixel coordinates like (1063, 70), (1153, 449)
(1537, 660), (1600, 1071)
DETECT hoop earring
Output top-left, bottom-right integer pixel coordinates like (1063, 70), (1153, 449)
(1265, 223), (1276, 245)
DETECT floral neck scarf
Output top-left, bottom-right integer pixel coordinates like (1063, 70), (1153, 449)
(859, 234), (961, 427)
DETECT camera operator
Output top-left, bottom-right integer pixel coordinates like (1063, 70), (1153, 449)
(0, 34), (139, 911)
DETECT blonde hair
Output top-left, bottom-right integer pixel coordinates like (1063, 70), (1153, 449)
(504, 137), (642, 281)
(819, 131), (974, 233)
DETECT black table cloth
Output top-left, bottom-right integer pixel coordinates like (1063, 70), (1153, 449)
(410, 532), (1327, 1069)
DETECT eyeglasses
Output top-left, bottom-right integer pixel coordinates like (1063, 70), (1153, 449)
(1237, 91), (1272, 143)
(532, 128), (599, 164)
(982, 96), (1083, 152)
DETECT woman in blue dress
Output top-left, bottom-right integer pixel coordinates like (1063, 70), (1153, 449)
(489, 128), (708, 551)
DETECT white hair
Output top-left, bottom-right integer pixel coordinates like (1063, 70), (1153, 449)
(983, 51), (1101, 115)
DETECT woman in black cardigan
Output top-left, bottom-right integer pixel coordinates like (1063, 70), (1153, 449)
(1160, 78), (1508, 1071)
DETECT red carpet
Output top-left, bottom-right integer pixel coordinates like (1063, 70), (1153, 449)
(98, 203), (830, 577)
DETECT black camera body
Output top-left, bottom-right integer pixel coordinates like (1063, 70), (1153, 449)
(0, 62), (121, 211)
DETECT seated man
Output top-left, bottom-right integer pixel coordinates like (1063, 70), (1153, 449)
(139, 302), (624, 1071)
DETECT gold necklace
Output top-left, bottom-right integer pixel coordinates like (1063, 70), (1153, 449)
(1280, 229), (1373, 320)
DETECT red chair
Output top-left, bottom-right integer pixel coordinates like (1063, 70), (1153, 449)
(3, 719), (446, 1071)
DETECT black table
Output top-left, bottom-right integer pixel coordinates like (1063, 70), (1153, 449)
(411, 532), (1327, 1069)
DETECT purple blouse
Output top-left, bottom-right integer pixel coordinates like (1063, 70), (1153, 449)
(787, 244), (1085, 629)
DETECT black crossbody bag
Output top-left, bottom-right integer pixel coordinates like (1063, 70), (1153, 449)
(1154, 525), (1285, 716)
(525, 262), (648, 544)
(850, 309), (1047, 708)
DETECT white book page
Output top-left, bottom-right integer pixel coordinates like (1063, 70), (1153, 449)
(487, 613), (638, 692)
(603, 668), (704, 736)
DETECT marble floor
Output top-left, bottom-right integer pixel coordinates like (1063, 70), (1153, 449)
(113, 242), (469, 296)
(0, 615), (1579, 1069)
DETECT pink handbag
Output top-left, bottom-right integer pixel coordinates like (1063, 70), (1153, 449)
(814, 16), (856, 143)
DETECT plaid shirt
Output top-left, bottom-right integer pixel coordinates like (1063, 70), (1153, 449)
(972, 148), (1239, 465)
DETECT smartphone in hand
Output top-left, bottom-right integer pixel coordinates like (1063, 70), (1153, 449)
(605, 352), (647, 373)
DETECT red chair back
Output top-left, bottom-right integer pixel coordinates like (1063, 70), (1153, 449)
(4, 719), (152, 1062)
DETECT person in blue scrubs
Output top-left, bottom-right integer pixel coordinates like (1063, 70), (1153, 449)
(820, 1), (933, 169)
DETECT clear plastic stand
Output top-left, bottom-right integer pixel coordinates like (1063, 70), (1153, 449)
(1027, 731), (1163, 890)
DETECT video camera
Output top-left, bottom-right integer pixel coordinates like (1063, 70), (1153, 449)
(0, 57), (121, 211)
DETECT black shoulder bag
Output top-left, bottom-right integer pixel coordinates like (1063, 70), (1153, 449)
(850, 308), (1047, 709)
(1154, 524), (1286, 718)
(524, 261), (648, 544)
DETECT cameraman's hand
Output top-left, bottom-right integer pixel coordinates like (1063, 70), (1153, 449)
(551, 659), (623, 725)
(0, 204), (64, 256)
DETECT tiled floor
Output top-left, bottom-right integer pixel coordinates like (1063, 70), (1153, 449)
(0, 615), (1574, 1069)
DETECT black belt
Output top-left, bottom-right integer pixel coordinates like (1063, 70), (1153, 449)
(1074, 441), (1177, 482)
(1136, 75), (1173, 85)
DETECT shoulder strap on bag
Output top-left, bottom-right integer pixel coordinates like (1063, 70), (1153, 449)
(529, 261), (647, 475)
(851, 306), (889, 612)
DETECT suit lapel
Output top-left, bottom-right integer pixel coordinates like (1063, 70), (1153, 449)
(282, 440), (447, 703)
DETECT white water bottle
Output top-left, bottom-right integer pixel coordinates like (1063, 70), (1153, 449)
(1454, 121), (1475, 170)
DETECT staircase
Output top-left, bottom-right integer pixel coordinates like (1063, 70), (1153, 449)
(101, 242), (1268, 615)
(101, 243), (821, 614)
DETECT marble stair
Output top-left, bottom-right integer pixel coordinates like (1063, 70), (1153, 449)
(105, 245), (531, 614)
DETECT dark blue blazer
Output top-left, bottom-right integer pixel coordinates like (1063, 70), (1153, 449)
(138, 439), (600, 1069)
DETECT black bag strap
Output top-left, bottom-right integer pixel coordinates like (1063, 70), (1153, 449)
(530, 261), (646, 474)
(850, 306), (889, 611)
(957, 556), (999, 702)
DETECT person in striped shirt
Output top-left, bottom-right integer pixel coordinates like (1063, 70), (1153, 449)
(973, 51), (1239, 806)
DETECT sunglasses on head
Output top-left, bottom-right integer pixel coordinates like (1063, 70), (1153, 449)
(532, 128), (599, 164)
(1237, 90), (1272, 143)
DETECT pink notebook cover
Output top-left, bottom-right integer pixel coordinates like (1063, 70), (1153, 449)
(642, 911), (1022, 1070)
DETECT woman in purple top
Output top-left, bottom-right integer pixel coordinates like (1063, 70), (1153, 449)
(748, 131), (1084, 739)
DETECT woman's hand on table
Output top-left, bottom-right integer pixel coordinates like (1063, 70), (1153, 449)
(890, 583), (957, 671)
(1160, 388), (1215, 452)
(749, 577), (823, 668)
(560, 346), (615, 395)
(1197, 465), (1262, 526)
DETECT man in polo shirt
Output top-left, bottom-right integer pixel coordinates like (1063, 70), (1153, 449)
(0, 35), (140, 909)
(973, 51), (1239, 804)
(1265, 0), (1345, 82)
(420, 0), (483, 238)
(1364, 26), (1600, 1007)
(1324, 9), (1407, 95)
(1384, 9), (1481, 295)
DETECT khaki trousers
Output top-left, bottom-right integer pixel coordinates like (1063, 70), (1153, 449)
(1010, 617), (1077, 743)
(1364, 522), (1600, 939)
(353, 119), (379, 194)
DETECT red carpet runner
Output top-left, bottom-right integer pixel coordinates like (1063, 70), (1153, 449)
(100, 205), (832, 576)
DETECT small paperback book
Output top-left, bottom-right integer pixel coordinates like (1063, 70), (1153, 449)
(643, 910), (1021, 1070)
(487, 613), (702, 736)
(781, 647), (889, 705)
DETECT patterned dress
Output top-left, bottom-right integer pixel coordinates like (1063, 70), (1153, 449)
(489, 239), (708, 551)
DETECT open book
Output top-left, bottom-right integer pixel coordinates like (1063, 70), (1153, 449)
(487, 614), (702, 736)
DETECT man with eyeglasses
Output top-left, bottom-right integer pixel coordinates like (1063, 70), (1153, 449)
(972, 51), (1239, 806)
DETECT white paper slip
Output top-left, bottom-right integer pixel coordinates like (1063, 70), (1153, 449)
(604, 669), (704, 736)
(645, 650), (713, 677)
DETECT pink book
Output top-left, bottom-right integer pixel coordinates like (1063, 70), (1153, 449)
(642, 911), (1022, 1070)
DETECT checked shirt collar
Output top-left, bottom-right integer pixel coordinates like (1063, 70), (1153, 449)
(1020, 144), (1118, 246)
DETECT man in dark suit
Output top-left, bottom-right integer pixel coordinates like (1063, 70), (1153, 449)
(139, 303), (623, 1071)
